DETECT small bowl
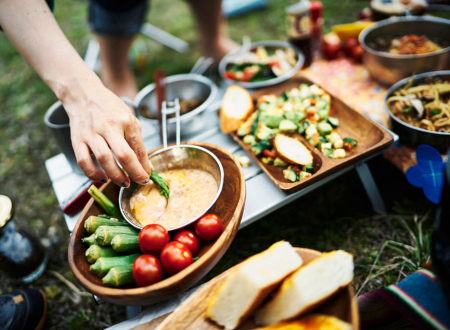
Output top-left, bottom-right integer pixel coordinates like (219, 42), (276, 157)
(385, 70), (450, 152)
(68, 142), (246, 306)
(359, 16), (450, 86)
(218, 40), (305, 89)
(119, 144), (224, 231)
(134, 74), (217, 136)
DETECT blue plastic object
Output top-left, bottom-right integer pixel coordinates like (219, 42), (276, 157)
(405, 145), (446, 204)
(222, 0), (268, 18)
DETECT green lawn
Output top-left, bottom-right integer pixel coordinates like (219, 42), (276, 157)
(0, 0), (436, 328)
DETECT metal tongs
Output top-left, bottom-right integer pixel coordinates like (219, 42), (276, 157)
(161, 98), (181, 148)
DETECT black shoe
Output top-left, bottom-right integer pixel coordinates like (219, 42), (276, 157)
(0, 289), (47, 330)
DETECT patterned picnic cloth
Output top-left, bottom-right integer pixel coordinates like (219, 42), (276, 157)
(301, 58), (419, 173)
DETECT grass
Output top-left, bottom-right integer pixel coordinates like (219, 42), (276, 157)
(0, 0), (437, 328)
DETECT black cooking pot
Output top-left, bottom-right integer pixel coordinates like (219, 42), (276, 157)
(385, 71), (450, 153)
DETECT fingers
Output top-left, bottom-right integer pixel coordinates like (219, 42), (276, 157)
(89, 135), (130, 187)
(107, 134), (150, 185)
(124, 119), (153, 174)
(73, 142), (108, 183)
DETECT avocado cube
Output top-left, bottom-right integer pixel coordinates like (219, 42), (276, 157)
(259, 111), (283, 128)
(283, 169), (297, 182)
(279, 119), (298, 133)
(317, 122), (333, 136)
(316, 100), (328, 110)
(323, 148), (334, 158)
(261, 157), (274, 165)
(299, 171), (312, 181)
(251, 144), (263, 156)
(273, 157), (288, 167)
(328, 116), (339, 128)
(243, 135), (256, 145)
(318, 109), (329, 120)
(302, 162), (314, 174)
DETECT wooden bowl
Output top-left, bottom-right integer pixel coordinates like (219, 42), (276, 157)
(68, 142), (246, 306)
(148, 248), (358, 330)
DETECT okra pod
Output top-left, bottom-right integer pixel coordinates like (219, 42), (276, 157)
(85, 245), (121, 264)
(90, 253), (141, 277)
(111, 234), (140, 253)
(88, 185), (125, 221)
(84, 216), (128, 234)
(82, 234), (96, 245)
(102, 264), (134, 287)
(94, 226), (139, 246)
(98, 214), (112, 219)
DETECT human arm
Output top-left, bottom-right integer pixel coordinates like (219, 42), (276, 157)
(0, 0), (152, 187)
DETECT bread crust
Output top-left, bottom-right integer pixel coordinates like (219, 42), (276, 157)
(274, 134), (313, 165)
(220, 85), (254, 134)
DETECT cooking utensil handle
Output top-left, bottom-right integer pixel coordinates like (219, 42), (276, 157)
(190, 57), (214, 75)
(161, 98), (181, 148)
(120, 97), (137, 112)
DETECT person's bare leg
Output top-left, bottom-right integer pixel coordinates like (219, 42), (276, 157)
(187, 0), (238, 63)
(96, 34), (138, 99)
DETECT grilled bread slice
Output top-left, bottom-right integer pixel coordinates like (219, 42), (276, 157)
(274, 134), (313, 165)
(255, 250), (354, 326)
(254, 315), (353, 330)
(206, 241), (303, 330)
(220, 85), (254, 134)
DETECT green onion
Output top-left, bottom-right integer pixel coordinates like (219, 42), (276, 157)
(429, 109), (441, 116)
(401, 106), (414, 114)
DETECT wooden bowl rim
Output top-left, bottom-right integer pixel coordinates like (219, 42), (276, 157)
(68, 142), (246, 296)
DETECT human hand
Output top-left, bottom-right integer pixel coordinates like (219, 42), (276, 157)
(62, 76), (152, 187)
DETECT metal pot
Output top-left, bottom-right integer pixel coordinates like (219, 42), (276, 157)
(385, 70), (450, 153)
(134, 74), (217, 137)
(359, 16), (450, 86)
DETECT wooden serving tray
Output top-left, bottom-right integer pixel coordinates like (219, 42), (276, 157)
(68, 142), (246, 306)
(139, 248), (358, 330)
(231, 76), (394, 193)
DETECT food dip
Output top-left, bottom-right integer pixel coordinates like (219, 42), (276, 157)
(130, 169), (218, 229)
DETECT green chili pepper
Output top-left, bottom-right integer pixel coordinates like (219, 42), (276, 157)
(401, 107), (414, 114)
(429, 109), (441, 116)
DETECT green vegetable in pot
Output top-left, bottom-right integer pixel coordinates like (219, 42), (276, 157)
(150, 171), (170, 200)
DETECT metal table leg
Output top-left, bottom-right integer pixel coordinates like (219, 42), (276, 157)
(126, 306), (143, 320)
(355, 162), (386, 213)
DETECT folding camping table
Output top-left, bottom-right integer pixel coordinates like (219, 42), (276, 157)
(44, 90), (398, 329)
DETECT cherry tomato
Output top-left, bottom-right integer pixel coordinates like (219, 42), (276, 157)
(321, 33), (341, 60)
(172, 230), (200, 256)
(195, 214), (223, 241)
(160, 241), (193, 276)
(342, 38), (359, 57)
(351, 45), (364, 63)
(138, 224), (170, 255)
(224, 71), (236, 80)
(263, 149), (276, 158)
(132, 255), (163, 287)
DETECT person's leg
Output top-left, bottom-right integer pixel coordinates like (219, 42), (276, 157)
(187, 0), (238, 63)
(96, 35), (138, 99)
(88, 0), (148, 99)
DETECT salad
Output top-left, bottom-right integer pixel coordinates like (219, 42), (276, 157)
(224, 46), (298, 83)
(236, 84), (358, 182)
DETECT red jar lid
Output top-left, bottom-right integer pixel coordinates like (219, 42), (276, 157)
(309, 1), (323, 22)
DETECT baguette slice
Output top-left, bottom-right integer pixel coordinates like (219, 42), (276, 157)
(206, 241), (303, 330)
(220, 85), (255, 134)
(274, 134), (313, 165)
(255, 250), (354, 326)
(255, 315), (353, 330)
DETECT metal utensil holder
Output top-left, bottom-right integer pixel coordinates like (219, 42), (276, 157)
(162, 98), (181, 148)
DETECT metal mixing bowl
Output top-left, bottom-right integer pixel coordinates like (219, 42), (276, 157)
(134, 74), (217, 136)
(218, 40), (305, 89)
(385, 70), (450, 152)
(119, 144), (224, 231)
(359, 16), (450, 86)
